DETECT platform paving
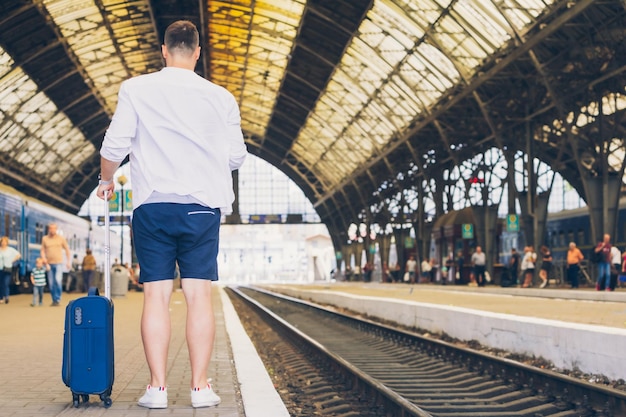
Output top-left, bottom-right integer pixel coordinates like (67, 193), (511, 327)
(0, 284), (285, 417)
(263, 282), (626, 381)
(264, 282), (626, 328)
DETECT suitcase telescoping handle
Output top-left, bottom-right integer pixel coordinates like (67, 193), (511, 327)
(103, 190), (111, 300)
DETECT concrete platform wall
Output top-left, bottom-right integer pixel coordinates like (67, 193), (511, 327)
(275, 288), (626, 381)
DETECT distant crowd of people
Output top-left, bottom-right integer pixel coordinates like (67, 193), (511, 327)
(335, 233), (626, 291)
(0, 221), (143, 307)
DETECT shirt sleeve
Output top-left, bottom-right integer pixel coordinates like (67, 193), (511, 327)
(101, 82), (135, 162)
(226, 96), (247, 171)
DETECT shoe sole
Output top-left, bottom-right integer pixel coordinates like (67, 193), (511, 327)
(192, 400), (220, 408)
(138, 402), (167, 409)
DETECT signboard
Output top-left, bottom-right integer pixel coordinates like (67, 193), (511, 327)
(404, 237), (414, 249)
(124, 190), (133, 211)
(97, 215), (131, 226)
(249, 214), (282, 224)
(109, 190), (132, 212)
(462, 223), (474, 239)
(506, 214), (519, 232)
(108, 191), (121, 212)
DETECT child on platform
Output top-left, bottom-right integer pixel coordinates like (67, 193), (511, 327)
(30, 257), (48, 306)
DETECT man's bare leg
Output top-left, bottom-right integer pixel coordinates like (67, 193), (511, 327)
(181, 278), (215, 388)
(141, 280), (173, 387)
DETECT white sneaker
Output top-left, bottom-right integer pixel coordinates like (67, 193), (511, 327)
(191, 382), (221, 408)
(540, 279), (547, 288)
(138, 385), (167, 409)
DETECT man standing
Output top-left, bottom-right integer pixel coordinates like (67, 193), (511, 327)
(566, 242), (584, 289)
(471, 246), (487, 286)
(97, 20), (247, 409)
(40, 223), (71, 306)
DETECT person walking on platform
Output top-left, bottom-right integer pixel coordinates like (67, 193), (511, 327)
(594, 234), (612, 291)
(419, 257), (431, 283)
(538, 245), (552, 288)
(455, 251), (464, 283)
(81, 249), (97, 292)
(471, 246), (486, 287)
(521, 246), (537, 288)
(40, 223), (71, 306)
(566, 242), (584, 289)
(509, 248), (520, 285)
(405, 255), (417, 283)
(30, 257), (48, 306)
(0, 236), (21, 304)
(66, 254), (81, 292)
(97, 20), (247, 409)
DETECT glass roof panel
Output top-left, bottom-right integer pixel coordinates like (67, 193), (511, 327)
(208, 0), (305, 138)
(0, 50), (13, 80)
(291, 0), (553, 191)
(0, 124), (27, 155)
(43, 0), (163, 113)
(0, 45), (96, 183)
(497, 0), (554, 31)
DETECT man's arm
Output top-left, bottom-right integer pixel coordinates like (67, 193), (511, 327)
(63, 239), (72, 268)
(40, 237), (47, 264)
(98, 81), (133, 200)
(226, 96), (248, 171)
(97, 157), (121, 200)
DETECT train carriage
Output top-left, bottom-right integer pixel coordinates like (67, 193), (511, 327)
(0, 182), (124, 293)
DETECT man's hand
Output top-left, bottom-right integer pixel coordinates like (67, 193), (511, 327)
(97, 183), (115, 200)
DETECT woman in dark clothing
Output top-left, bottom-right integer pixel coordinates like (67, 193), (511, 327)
(539, 245), (552, 288)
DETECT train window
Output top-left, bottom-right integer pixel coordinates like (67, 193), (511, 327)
(568, 231), (574, 245)
(10, 215), (16, 240)
(4, 214), (8, 237)
(578, 229), (585, 245)
(35, 223), (42, 243)
(559, 231), (565, 247)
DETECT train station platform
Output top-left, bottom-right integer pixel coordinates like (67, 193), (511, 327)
(261, 282), (626, 382)
(0, 285), (289, 417)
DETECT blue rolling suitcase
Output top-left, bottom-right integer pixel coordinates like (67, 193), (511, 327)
(62, 191), (114, 408)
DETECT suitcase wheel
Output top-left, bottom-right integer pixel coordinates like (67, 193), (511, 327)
(72, 393), (80, 408)
(100, 393), (112, 408)
(71, 393), (90, 408)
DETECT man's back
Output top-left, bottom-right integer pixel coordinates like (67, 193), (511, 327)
(103, 67), (247, 211)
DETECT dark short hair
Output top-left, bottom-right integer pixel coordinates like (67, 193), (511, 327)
(164, 20), (199, 56)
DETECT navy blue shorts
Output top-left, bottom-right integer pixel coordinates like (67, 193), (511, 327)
(132, 203), (221, 283)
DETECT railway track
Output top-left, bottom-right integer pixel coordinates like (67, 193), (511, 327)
(228, 285), (626, 417)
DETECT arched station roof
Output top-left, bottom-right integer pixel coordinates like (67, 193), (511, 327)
(0, 1), (625, 241)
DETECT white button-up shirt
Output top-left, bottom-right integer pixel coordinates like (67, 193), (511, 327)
(101, 67), (247, 213)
